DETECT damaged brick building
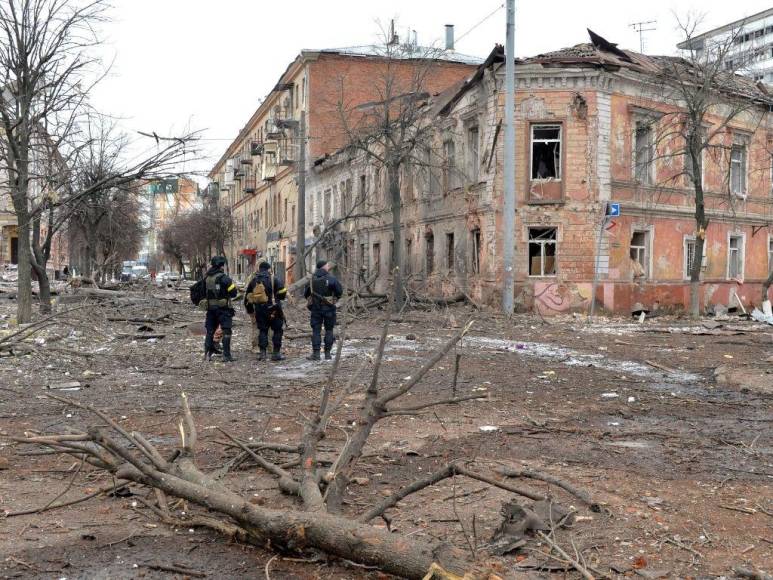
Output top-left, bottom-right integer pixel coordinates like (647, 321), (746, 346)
(208, 32), (478, 283)
(309, 33), (773, 314)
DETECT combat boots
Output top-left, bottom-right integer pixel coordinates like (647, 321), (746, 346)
(271, 348), (285, 361)
(222, 335), (235, 363)
(307, 350), (321, 361)
(324, 348), (332, 360)
(257, 348), (267, 361)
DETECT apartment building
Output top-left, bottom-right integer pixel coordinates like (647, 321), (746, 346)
(309, 34), (773, 314)
(139, 176), (201, 263)
(208, 31), (480, 282)
(677, 7), (773, 83)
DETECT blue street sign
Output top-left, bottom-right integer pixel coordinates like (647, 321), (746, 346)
(607, 202), (621, 217)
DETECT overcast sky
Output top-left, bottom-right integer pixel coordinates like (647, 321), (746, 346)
(89, 0), (773, 180)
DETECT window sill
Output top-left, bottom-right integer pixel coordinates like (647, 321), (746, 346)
(528, 274), (557, 278)
(526, 199), (565, 205)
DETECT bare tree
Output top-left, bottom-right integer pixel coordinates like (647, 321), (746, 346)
(160, 207), (233, 279)
(336, 26), (454, 311)
(0, 0), (108, 322)
(0, 0), (195, 317)
(647, 17), (772, 317)
(38, 116), (195, 308)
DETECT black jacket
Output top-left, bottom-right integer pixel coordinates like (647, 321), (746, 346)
(244, 271), (287, 314)
(203, 266), (237, 309)
(304, 268), (343, 310)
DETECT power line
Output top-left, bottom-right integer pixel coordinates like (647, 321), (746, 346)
(456, 3), (505, 45)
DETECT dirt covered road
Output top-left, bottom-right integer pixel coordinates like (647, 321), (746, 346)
(1, 288), (771, 579)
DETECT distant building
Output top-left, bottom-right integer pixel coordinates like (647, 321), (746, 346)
(138, 176), (201, 263)
(677, 7), (773, 83)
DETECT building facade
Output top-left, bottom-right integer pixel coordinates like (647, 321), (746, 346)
(678, 7), (773, 83)
(208, 37), (480, 283)
(139, 176), (201, 264)
(310, 37), (773, 314)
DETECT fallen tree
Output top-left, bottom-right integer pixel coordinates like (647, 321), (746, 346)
(11, 318), (596, 578)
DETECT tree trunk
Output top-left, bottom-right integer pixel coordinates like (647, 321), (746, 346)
(763, 266), (773, 304)
(111, 456), (472, 580)
(388, 164), (403, 312)
(688, 134), (707, 319)
(15, 216), (33, 323)
(36, 267), (52, 314)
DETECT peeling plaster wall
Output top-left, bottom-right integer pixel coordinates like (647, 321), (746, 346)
(308, 61), (773, 313)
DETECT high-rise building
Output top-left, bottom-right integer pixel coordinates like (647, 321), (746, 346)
(677, 8), (773, 83)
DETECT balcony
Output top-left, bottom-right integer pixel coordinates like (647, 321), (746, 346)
(243, 177), (256, 193)
(250, 140), (263, 156)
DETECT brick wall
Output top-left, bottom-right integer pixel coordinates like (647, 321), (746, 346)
(307, 54), (476, 160)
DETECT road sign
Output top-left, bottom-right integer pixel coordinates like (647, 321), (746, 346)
(607, 202), (621, 217)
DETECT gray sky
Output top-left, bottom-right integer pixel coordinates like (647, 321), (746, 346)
(89, 0), (773, 179)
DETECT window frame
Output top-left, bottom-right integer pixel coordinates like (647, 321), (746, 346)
(527, 227), (558, 277)
(633, 120), (654, 185)
(727, 232), (745, 280)
(730, 142), (748, 197)
(445, 232), (455, 272)
(425, 232), (435, 275)
(467, 125), (480, 184)
(768, 234), (773, 272)
(629, 229), (652, 279)
(683, 235), (709, 279)
(442, 139), (458, 191)
(530, 124), (562, 181)
(470, 228), (481, 274)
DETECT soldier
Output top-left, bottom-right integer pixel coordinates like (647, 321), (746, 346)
(244, 261), (288, 361)
(203, 256), (238, 362)
(304, 260), (343, 361)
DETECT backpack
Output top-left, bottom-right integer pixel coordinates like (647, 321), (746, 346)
(190, 278), (206, 306)
(246, 280), (268, 305)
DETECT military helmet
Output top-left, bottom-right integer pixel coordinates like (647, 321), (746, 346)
(210, 256), (227, 267)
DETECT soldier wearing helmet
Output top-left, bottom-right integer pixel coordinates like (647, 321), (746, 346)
(203, 256), (238, 362)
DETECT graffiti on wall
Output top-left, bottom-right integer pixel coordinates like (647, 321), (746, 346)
(533, 281), (592, 314)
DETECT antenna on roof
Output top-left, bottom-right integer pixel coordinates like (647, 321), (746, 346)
(630, 20), (657, 53)
(388, 19), (399, 45)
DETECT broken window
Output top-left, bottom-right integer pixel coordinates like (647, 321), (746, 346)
(730, 144), (747, 195)
(471, 228), (481, 274)
(423, 147), (440, 195)
(372, 242), (381, 274)
(528, 228), (557, 276)
(359, 243), (366, 269)
(359, 174), (367, 206)
(425, 233), (435, 274)
(634, 122), (653, 184)
(629, 230), (650, 278)
(531, 125), (561, 180)
(388, 240), (394, 272)
(467, 126), (479, 183)
(443, 139), (457, 191)
(342, 179), (352, 214)
(446, 232), (455, 271)
(323, 189), (331, 222)
(728, 235), (743, 279)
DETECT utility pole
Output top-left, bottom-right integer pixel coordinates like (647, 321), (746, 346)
(502, 0), (516, 315)
(294, 110), (307, 282)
